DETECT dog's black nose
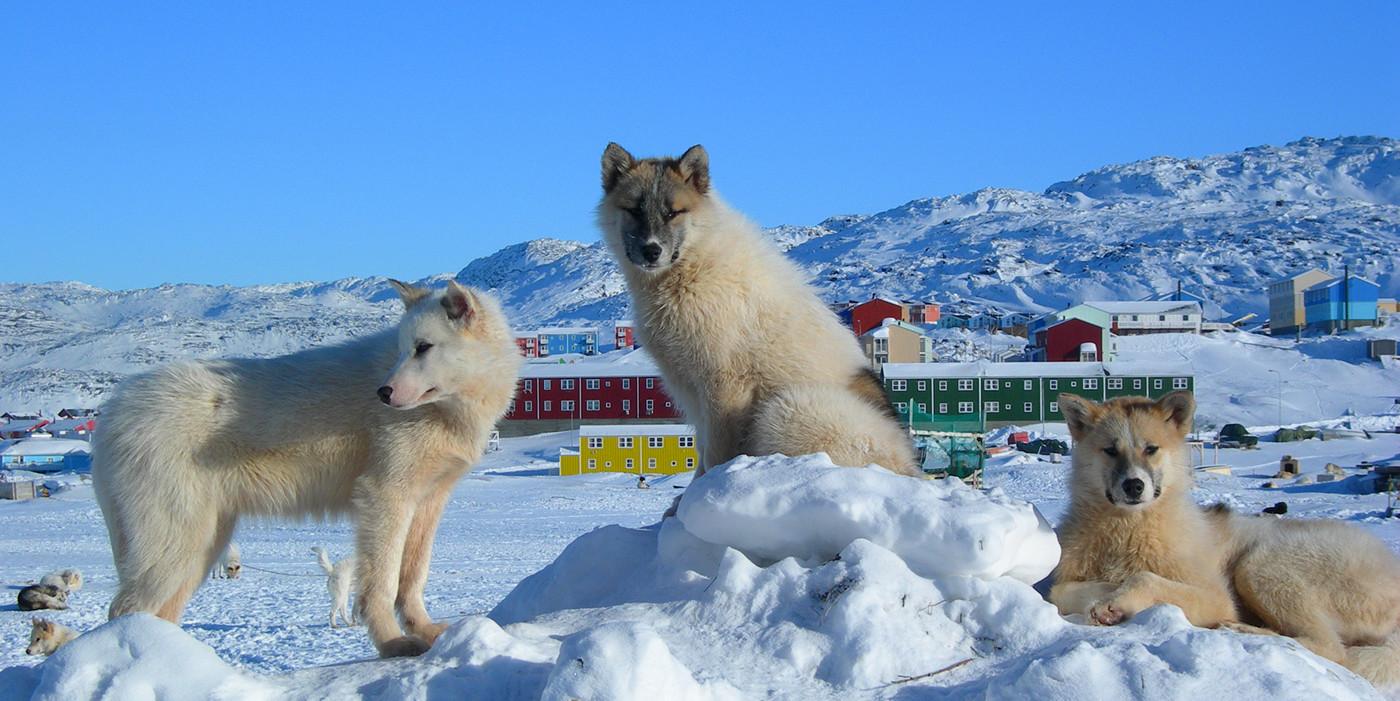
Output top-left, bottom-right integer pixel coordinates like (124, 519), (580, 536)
(1122, 478), (1145, 499)
(641, 242), (663, 264)
(377, 386), (393, 404)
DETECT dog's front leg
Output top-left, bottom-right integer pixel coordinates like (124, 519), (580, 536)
(396, 478), (453, 644)
(353, 478), (427, 658)
(1088, 571), (1236, 628)
(1048, 580), (1119, 617)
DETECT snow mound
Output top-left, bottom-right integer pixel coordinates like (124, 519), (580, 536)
(676, 453), (1060, 584)
(22, 614), (274, 700)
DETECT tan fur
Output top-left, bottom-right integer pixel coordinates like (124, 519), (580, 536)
(92, 281), (521, 658)
(1052, 391), (1400, 690)
(26, 618), (79, 656)
(39, 568), (82, 592)
(597, 144), (919, 483)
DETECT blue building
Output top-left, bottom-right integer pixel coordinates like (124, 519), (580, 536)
(1303, 275), (1379, 333)
(536, 327), (599, 356)
(0, 436), (92, 473)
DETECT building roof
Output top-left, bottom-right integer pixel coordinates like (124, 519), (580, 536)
(521, 350), (662, 378)
(1086, 301), (1202, 315)
(0, 419), (49, 433)
(882, 360), (1192, 380)
(579, 424), (695, 438)
(535, 327), (600, 335)
(1303, 276), (1379, 293)
(42, 419), (95, 433)
(0, 436), (91, 457)
(860, 318), (927, 339)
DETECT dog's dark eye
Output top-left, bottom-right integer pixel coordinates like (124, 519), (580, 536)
(1103, 446), (1119, 457)
(1144, 445), (1159, 456)
(627, 206), (645, 221)
(415, 342), (433, 357)
(665, 208), (687, 222)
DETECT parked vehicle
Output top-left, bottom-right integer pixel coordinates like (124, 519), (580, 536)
(1216, 423), (1259, 449)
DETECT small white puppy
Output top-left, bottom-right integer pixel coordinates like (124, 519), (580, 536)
(26, 618), (80, 655)
(312, 547), (358, 628)
(212, 543), (241, 579)
(39, 568), (83, 592)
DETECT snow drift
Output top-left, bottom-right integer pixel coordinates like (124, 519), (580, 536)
(7, 454), (1382, 700)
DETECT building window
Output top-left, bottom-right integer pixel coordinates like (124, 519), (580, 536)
(645, 399), (654, 414)
(524, 380), (532, 392)
(959, 379), (974, 391)
(1173, 378), (1188, 390)
(1182, 315), (1190, 321)
(1154, 379), (1163, 390)
(648, 436), (663, 448)
(524, 401), (532, 412)
(588, 437), (603, 449)
(585, 379), (599, 390)
(686, 458), (695, 469)
(542, 380), (551, 391)
(621, 400), (630, 413)
(916, 403), (927, 413)
(1050, 401), (1059, 413)
(622, 378), (630, 389)
(1024, 402), (1034, 413)
(895, 401), (908, 412)
(1024, 380), (1033, 391)
(1083, 378), (1099, 390)
(509, 400), (516, 413)
(917, 381), (926, 391)
(543, 401), (551, 412)
(939, 381), (947, 391)
(625, 458), (634, 470)
(586, 400), (600, 411)
(646, 377), (655, 389)
(1133, 379), (1142, 390)
(587, 459), (596, 470)
(561, 379), (575, 390)
(561, 400), (575, 411)
(984, 378), (998, 391)
(648, 458), (657, 470)
(1159, 315), (1166, 321)
(985, 401), (999, 414)
(1107, 378), (1123, 390)
(891, 380), (907, 391)
(938, 403), (948, 414)
(958, 401), (974, 414)
(618, 437), (633, 449)
(679, 436), (694, 448)
(1049, 380), (1058, 390)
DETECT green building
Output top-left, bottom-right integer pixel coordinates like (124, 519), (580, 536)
(883, 361), (1194, 431)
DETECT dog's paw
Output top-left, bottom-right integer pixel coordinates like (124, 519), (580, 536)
(377, 635), (432, 658)
(419, 621), (449, 644)
(1088, 602), (1130, 626)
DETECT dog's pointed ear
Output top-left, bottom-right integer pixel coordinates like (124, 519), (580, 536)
(677, 144), (709, 193)
(442, 280), (477, 326)
(388, 279), (431, 309)
(1058, 393), (1099, 441)
(602, 143), (635, 193)
(1156, 390), (1196, 436)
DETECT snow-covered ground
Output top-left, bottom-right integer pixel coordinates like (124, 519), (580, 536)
(2, 417), (1400, 699)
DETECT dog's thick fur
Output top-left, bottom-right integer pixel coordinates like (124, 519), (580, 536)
(1052, 391), (1400, 690)
(17, 584), (67, 612)
(39, 568), (83, 592)
(26, 618), (79, 656)
(211, 543), (241, 579)
(93, 280), (521, 658)
(598, 144), (918, 481)
(312, 546), (358, 629)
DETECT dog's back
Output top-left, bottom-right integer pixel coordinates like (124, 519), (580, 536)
(18, 584), (68, 612)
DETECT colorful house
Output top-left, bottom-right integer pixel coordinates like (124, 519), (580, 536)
(0, 436), (92, 473)
(859, 319), (933, 367)
(513, 334), (540, 358)
(840, 298), (907, 337)
(883, 361), (1194, 432)
(504, 357), (684, 436)
(558, 425), (698, 476)
(1267, 269), (1335, 337)
(0, 419), (49, 441)
(1094, 301), (1203, 335)
(1303, 274), (1380, 333)
(613, 321), (636, 350)
(1027, 305), (1115, 362)
(535, 327), (599, 356)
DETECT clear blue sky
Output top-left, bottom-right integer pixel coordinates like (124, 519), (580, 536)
(2, 2), (1396, 290)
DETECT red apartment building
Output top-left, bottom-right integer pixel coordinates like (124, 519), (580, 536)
(503, 363), (684, 436)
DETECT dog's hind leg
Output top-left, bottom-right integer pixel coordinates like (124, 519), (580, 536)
(396, 481), (452, 644)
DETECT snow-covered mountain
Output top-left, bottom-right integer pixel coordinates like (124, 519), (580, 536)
(2, 136), (1397, 410)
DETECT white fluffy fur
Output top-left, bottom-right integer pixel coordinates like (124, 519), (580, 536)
(211, 543), (241, 579)
(92, 281), (521, 658)
(599, 165), (917, 479)
(39, 568), (83, 592)
(312, 546), (358, 629)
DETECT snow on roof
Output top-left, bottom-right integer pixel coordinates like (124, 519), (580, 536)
(1, 419), (49, 432)
(579, 424), (695, 438)
(0, 436), (91, 457)
(883, 360), (1192, 379)
(44, 419), (95, 432)
(1086, 301), (1201, 315)
(1304, 276), (1379, 292)
(534, 327), (600, 335)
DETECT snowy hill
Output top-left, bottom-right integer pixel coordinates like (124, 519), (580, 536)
(1, 136), (1398, 411)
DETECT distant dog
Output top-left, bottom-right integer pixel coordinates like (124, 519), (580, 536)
(210, 543), (242, 579)
(312, 546), (358, 629)
(1052, 391), (1400, 690)
(26, 618), (79, 655)
(598, 144), (919, 484)
(93, 280), (521, 658)
(39, 568), (83, 592)
(17, 584), (67, 611)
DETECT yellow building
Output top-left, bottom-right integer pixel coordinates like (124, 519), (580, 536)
(558, 425), (698, 476)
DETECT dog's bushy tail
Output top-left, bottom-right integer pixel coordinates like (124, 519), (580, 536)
(311, 547), (334, 575)
(1346, 633), (1400, 690)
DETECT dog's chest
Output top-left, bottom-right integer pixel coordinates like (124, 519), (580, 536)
(1062, 516), (1201, 583)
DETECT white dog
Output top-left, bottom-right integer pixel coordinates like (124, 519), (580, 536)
(26, 618), (79, 656)
(312, 546), (358, 629)
(211, 543), (241, 579)
(39, 568), (83, 592)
